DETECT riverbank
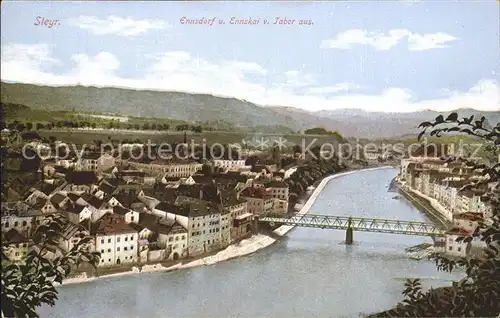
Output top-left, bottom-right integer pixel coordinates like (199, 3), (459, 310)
(60, 166), (395, 286)
(397, 183), (452, 228)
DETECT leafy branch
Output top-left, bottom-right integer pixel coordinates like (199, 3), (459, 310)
(373, 112), (500, 317)
(1, 214), (100, 317)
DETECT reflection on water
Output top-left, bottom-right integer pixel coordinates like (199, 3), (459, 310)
(40, 168), (463, 318)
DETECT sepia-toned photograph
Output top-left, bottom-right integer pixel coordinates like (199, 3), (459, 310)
(1, 1), (499, 317)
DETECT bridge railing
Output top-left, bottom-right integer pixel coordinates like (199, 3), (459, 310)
(258, 213), (447, 236)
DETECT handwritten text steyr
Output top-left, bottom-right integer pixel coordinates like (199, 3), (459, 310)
(34, 16), (60, 28)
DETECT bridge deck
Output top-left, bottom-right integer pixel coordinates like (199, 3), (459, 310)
(258, 214), (446, 237)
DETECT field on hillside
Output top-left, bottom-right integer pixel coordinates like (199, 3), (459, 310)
(37, 129), (344, 148)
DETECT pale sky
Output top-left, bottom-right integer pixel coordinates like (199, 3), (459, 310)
(1, 0), (499, 112)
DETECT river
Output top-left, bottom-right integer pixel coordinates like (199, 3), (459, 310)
(39, 168), (463, 317)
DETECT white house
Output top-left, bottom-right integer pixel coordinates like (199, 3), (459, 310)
(163, 220), (189, 260)
(76, 153), (115, 173)
(2, 228), (30, 263)
(444, 227), (471, 258)
(59, 222), (92, 253)
(66, 205), (92, 224)
(240, 187), (274, 216)
(35, 199), (58, 215)
(1, 203), (43, 238)
(265, 180), (289, 201)
(171, 197), (223, 257)
(49, 193), (70, 210)
(94, 214), (139, 267)
(130, 159), (202, 178)
(453, 212), (483, 234)
(25, 190), (49, 206)
(213, 160), (250, 171)
(112, 206), (139, 224)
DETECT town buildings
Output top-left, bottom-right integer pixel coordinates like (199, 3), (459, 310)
(1, 145), (291, 268)
(399, 156), (495, 258)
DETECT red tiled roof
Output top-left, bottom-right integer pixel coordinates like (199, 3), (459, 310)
(94, 214), (137, 235)
(240, 187), (272, 199)
(455, 212), (483, 221)
(446, 227), (471, 236)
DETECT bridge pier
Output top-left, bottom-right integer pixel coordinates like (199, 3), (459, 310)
(345, 227), (353, 245)
(345, 217), (354, 244)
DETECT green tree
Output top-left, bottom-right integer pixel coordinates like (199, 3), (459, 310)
(376, 113), (500, 317)
(191, 125), (202, 133)
(1, 215), (100, 317)
(35, 123), (44, 130)
(176, 124), (189, 131)
(16, 123), (26, 132)
(26, 122), (33, 131)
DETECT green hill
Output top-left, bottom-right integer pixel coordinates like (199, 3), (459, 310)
(0, 82), (300, 130)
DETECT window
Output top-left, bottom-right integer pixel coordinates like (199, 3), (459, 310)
(14, 221), (18, 227)
(15, 252), (19, 256)
(5, 222), (9, 228)
(130, 236), (133, 240)
(458, 247), (462, 252)
(101, 249), (104, 253)
(124, 247), (128, 251)
(22, 221), (27, 226)
(101, 239), (104, 244)
(131, 216), (134, 222)
(117, 237), (120, 242)
(108, 239), (111, 243)
(117, 247), (120, 252)
(108, 259), (111, 262)
(125, 237), (128, 241)
(130, 245), (134, 250)
(449, 246), (453, 251)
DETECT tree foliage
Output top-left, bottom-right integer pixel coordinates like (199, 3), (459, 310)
(1, 215), (100, 317)
(304, 127), (345, 142)
(374, 112), (500, 317)
(284, 149), (346, 210)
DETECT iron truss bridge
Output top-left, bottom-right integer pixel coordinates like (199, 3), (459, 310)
(258, 214), (447, 237)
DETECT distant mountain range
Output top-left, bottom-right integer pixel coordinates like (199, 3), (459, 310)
(1, 82), (498, 139)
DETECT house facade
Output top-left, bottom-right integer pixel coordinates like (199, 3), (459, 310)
(94, 214), (139, 267)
